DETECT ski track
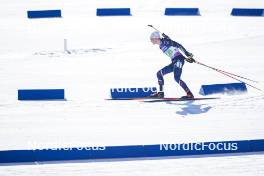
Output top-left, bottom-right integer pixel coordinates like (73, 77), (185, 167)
(1, 0), (264, 175)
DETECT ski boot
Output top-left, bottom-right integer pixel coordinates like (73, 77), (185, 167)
(181, 91), (194, 99)
(149, 91), (164, 98)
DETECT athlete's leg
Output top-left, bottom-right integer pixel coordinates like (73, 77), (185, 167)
(173, 59), (193, 96)
(157, 63), (174, 91)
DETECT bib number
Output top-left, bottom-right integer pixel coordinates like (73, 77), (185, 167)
(164, 46), (180, 59)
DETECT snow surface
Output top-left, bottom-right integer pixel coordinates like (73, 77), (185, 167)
(1, 0), (264, 175)
(1, 154), (264, 176)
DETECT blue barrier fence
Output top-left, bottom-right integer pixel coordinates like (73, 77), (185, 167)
(231, 8), (264, 16)
(0, 139), (263, 164)
(165, 8), (200, 16)
(110, 87), (156, 99)
(199, 83), (247, 96)
(18, 89), (65, 100)
(96, 8), (131, 16)
(27, 10), (62, 19)
(26, 8), (264, 18)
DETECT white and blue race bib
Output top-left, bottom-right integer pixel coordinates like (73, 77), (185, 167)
(162, 46), (181, 59)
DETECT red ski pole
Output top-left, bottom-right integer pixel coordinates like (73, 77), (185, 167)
(194, 61), (262, 91)
(195, 61), (258, 83)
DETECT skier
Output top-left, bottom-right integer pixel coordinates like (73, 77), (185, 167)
(149, 31), (195, 99)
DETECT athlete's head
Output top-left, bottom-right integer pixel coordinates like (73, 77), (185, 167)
(150, 31), (161, 45)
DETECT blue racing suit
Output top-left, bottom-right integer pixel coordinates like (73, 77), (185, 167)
(157, 36), (192, 93)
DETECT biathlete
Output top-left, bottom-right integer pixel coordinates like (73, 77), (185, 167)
(149, 31), (195, 99)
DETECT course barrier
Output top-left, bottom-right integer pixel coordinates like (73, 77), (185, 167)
(231, 8), (264, 16)
(96, 8), (131, 16)
(0, 139), (263, 164)
(110, 87), (157, 99)
(199, 83), (247, 95)
(27, 10), (62, 19)
(165, 8), (200, 16)
(18, 89), (65, 100)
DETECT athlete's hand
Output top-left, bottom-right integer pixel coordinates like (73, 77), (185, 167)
(186, 55), (195, 63)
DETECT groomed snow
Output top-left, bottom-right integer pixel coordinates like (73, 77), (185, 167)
(0, 0), (264, 175)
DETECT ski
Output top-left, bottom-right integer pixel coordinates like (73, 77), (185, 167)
(142, 97), (219, 103)
(106, 97), (219, 101)
(105, 97), (155, 101)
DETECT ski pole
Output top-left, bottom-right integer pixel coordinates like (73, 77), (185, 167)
(219, 69), (261, 91)
(195, 61), (259, 83)
(195, 61), (262, 91)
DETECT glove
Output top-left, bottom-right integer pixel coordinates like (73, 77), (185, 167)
(162, 33), (170, 39)
(185, 54), (195, 63)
